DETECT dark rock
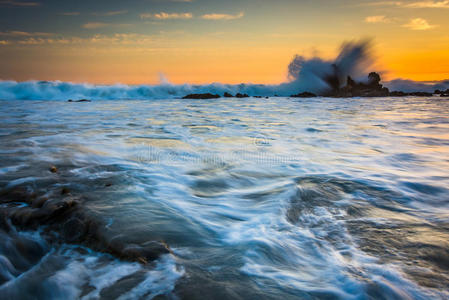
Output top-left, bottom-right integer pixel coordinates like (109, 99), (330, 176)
(61, 187), (70, 195)
(223, 92), (233, 97)
(68, 99), (91, 102)
(105, 183), (112, 187)
(290, 92), (317, 98)
(390, 91), (408, 97)
(235, 93), (249, 98)
(121, 242), (170, 264)
(49, 166), (58, 173)
(63, 217), (87, 242)
(408, 92), (433, 97)
(182, 93), (220, 99)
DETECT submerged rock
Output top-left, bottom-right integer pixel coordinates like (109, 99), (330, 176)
(68, 99), (91, 102)
(235, 93), (249, 98)
(182, 93), (220, 99)
(290, 92), (317, 98)
(0, 184), (169, 265)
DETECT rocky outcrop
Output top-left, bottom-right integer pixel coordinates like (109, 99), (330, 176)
(290, 92), (317, 98)
(68, 99), (91, 102)
(0, 167), (170, 265)
(235, 93), (249, 98)
(182, 93), (220, 99)
(326, 72), (390, 97)
(435, 89), (449, 97)
(223, 92), (234, 97)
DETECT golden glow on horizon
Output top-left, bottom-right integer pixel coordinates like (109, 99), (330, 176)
(1, 1), (449, 84)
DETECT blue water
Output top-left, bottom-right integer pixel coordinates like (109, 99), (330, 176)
(0, 97), (448, 299)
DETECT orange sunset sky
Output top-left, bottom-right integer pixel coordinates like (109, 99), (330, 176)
(0, 0), (448, 85)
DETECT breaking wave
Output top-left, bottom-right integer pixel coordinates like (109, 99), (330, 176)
(0, 40), (447, 100)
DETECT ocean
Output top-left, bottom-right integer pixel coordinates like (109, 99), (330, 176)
(0, 96), (448, 299)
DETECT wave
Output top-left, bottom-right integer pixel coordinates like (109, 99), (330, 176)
(1, 40), (447, 100)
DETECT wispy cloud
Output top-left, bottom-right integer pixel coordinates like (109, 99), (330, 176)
(405, 0), (449, 8)
(0, 0), (40, 6)
(201, 12), (244, 20)
(0, 31), (53, 37)
(82, 22), (131, 29)
(140, 12), (193, 19)
(0, 40), (11, 45)
(60, 12), (80, 16)
(362, 0), (449, 8)
(82, 22), (110, 29)
(364, 15), (391, 23)
(402, 18), (438, 30)
(93, 10), (128, 16)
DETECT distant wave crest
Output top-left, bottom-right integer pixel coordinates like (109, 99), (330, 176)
(1, 40), (448, 100)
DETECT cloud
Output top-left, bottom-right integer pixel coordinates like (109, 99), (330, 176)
(92, 10), (128, 16)
(60, 12), (80, 16)
(0, 40), (11, 45)
(402, 18), (438, 30)
(405, 0), (449, 8)
(0, 31), (53, 37)
(201, 12), (244, 20)
(0, 0), (40, 6)
(82, 22), (110, 29)
(362, 0), (449, 8)
(364, 15), (391, 23)
(140, 12), (193, 19)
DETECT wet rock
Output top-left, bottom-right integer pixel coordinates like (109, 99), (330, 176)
(390, 91), (433, 97)
(235, 93), (249, 98)
(49, 166), (58, 173)
(0, 187), (34, 204)
(40, 198), (79, 223)
(105, 183), (112, 187)
(390, 91), (408, 97)
(30, 196), (48, 208)
(223, 92), (234, 97)
(0, 211), (12, 232)
(68, 99), (91, 102)
(62, 217), (87, 242)
(290, 92), (317, 98)
(61, 187), (70, 195)
(408, 92), (433, 97)
(121, 242), (170, 264)
(182, 93), (220, 99)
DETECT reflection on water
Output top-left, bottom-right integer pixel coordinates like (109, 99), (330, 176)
(0, 97), (449, 299)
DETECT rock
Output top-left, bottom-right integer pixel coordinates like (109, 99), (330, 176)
(290, 92), (317, 98)
(62, 217), (87, 242)
(390, 91), (408, 97)
(223, 92), (234, 97)
(182, 93), (220, 99)
(390, 91), (433, 97)
(61, 187), (70, 195)
(235, 93), (249, 98)
(408, 92), (433, 97)
(105, 183), (112, 187)
(49, 166), (58, 173)
(121, 242), (170, 263)
(68, 99), (91, 102)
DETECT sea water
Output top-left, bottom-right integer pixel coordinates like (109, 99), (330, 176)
(0, 96), (448, 299)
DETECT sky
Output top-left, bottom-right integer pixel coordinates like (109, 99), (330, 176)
(0, 0), (448, 85)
